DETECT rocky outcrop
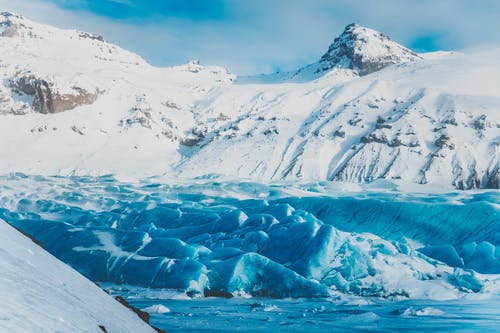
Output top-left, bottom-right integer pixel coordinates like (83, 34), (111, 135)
(180, 125), (208, 146)
(120, 98), (154, 129)
(114, 296), (166, 333)
(485, 166), (499, 189)
(0, 12), (32, 38)
(318, 23), (421, 76)
(10, 73), (101, 114)
(78, 31), (105, 42)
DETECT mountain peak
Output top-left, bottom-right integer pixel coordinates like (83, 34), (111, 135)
(318, 23), (421, 76)
(0, 11), (30, 38)
(0, 11), (22, 19)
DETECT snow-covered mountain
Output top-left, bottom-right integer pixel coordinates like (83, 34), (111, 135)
(0, 12), (498, 189)
(318, 23), (421, 76)
(244, 23), (421, 83)
(0, 219), (155, 333)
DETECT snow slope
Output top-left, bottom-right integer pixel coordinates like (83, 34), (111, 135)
(0, 219), (155, 333)
(0, 12), (498, 189)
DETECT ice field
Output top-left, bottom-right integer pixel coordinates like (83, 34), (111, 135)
(0, 174), (498, 331)
(107, 288), (500, 333)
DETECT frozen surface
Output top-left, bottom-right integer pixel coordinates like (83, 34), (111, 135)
(105, 287), (500, 333)
(0, 174), (498, 301)
(0, 219), (155, 333)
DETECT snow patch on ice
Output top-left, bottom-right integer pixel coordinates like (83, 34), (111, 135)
(142, 304), (171, 314)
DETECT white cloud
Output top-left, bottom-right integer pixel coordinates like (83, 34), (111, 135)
(1, 0), (500, 74)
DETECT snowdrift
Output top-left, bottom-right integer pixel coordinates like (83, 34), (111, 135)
(0, 218), (155, 333)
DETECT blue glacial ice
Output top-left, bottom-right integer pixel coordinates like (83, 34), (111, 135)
(0, 174), (498, 299)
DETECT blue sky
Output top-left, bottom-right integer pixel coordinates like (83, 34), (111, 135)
(44, 0), (227, 20)
(1, 0), (500, 74)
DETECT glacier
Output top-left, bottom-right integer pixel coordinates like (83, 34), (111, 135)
(1, 174), (498, 300)
(0, 10), (499, 332)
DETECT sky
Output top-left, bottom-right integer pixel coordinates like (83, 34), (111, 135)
(1, 0), (500, 74)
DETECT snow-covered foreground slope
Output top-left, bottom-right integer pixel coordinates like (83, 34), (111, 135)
(1, 175), (498, 300)
(0, 12), (498, 189)
(0, 219), (155, 333)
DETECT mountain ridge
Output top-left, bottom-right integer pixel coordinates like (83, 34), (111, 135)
(318, 23), (422, 75)
(0, 11), (498, 189)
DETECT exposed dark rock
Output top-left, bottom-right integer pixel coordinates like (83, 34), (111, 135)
(180, 136), (202, 146)
(161, 129), (178, 141)
(216, 113), (230, 121)
(115, 296), (150, 323)
(376, 123), (392, 129)
(348, 117), (362, 126)
(376, 117), (392, 129)
(455, 178), (480, 190)
(472, 114), (488, 131)
(10, 73), (101, 114)
(318, 23), (421, 76)
(114, 296), (167, 333)
(361, 131), (419, 148)
(444, 117), (458, 126)
(333, 129), (345, 138)
(434, 134), (454, 149)
(78, 31), (105, 42)
(119, 98), (154, 129)
(361, 134), (381, 144)
(485, 166), (499, 189)
(1, 12), (40, 39)
(164, 100), (181, 110)
(180, 125), (208, 146)
(139, 115), (152, 128)
(1, 12), (24, 38)
(71, 126), (85, 136)
(263, 126), (279, 135)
